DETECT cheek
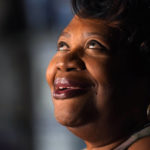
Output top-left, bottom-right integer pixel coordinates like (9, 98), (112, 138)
(85, 56), (111, 87)
(85, 57), (113, 110)
(46, 56), (57, 88)
(96, 85), (113, 112)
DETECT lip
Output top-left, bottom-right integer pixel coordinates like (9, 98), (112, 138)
(53, 78), (93, 100)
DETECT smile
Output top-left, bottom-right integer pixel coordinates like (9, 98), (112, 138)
(53, 78), (93, 100)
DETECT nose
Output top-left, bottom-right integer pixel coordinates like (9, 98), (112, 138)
(56, 52), (86, 72)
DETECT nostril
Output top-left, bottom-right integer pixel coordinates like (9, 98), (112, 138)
(57, 67), (61, 71)
(56, 57), (86, 72)
(66, 63), (86, 72)
(57, 65), (86, 72)
(82, 64), (86, 70)
(66, 68), (78, 71)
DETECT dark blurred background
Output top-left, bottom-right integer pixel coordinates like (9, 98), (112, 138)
(0, 0), (85, 150)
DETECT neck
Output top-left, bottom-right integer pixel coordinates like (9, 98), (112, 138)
(67, 118), (139, 150)
(67, 122), (130, 150)
(85, 138), (126, 150)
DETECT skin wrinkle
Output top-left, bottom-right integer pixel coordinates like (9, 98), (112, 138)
(60, 31), (71, 38)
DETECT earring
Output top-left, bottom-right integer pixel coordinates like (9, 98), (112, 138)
(147, 104), (150, 121)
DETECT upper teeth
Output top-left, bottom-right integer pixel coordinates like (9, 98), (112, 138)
(59, 87), (65, 89)
(59, 87), (74, 89)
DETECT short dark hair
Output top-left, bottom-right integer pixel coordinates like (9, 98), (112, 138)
(72, 0), (150, 74)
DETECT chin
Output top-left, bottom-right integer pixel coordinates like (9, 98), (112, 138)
(54, 110), (85, 127)
(52, 90), (98, 127)
(54, 102), (98, 127)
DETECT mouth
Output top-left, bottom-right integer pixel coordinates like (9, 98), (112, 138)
(53, 78), (93, 100)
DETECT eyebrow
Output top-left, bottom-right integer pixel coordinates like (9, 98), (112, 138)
(60, 32), (107, 39)
(85, 32), (106, 38)
(85, 32), (108, 42)
(59, 32), (71, 38)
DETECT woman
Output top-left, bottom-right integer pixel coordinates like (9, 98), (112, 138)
(46, 0), (150, 149)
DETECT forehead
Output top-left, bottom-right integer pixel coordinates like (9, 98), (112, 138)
(62, 16), (119, 40)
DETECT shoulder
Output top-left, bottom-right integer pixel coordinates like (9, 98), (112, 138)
(128, 136), (150, 150)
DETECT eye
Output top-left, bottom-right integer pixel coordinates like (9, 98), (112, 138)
(57, 41), (69, 51)
(86, 40), (107, 53)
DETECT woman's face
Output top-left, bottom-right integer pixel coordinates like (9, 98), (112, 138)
(46, 16), (147, 128)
